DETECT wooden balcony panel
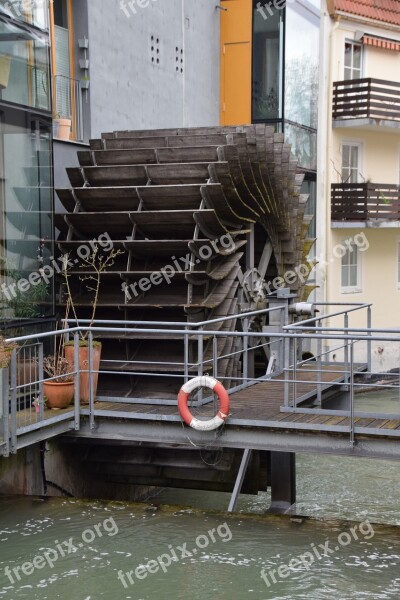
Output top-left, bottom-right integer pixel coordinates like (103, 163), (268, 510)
(331, 183), (400, 221)
(332, 78), (400, 122)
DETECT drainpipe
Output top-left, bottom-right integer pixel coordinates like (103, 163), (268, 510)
(317, 1), (339, 353)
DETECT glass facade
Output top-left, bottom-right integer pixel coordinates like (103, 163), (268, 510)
(252, 0), (319, 249)
(0, 7), (53, 325)
(252, 5), (283, 121)
(0, 0), (48, 30)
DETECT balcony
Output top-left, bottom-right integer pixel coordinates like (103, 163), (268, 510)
(331, 183), (400, 224)
(53, 75), (84, 142)
(332, 78), (400, 131)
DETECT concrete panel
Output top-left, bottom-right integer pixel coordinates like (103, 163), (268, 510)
(86, 0), (220, 135)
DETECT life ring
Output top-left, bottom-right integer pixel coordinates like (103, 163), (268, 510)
(178, 376), (230, 432)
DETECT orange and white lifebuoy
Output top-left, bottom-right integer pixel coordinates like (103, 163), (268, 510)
(178, 376), (230, 432)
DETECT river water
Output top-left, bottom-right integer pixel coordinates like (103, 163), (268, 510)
(0, 390), (399, 599)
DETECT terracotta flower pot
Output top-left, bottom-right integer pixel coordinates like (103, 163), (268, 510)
(64, 343), (102, 405)
(55, 118), (71, 140)
(43, 381), (74, 409)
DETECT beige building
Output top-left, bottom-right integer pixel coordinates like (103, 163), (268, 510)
(317, 0), (400, 369)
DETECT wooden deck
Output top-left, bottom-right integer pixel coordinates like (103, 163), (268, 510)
(13, 365), (400, 443)
(84, 364), (400, 437)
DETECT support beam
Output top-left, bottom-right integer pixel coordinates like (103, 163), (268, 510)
(227, 448), (252, 512)
(269, 451), (296, 514)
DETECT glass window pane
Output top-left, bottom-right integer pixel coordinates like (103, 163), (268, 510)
(349, 265), (357, 287)
(0, 109), (53, 321)
(0, 1), (48, 30)
(252, 4), (283, 120)
(285, 123), (317, 171)
(353, 45), (362, 70)
(0, 19), (50, 111)
(345, 43), (352, 68)
(285, 4), (319, 129)
(350, 146), (359, 170)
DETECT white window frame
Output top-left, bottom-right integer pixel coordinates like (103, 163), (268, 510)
(344, 40), (363, 81)
(341, 241), (362, 293)
(341, 141), (363, 184)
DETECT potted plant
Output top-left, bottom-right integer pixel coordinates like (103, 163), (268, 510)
(54, 112), (72, 141)
(62, 245), (122, 404)
(43, 353), (74, 410)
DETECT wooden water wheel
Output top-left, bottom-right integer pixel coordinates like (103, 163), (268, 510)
(55, 125), (315, 400)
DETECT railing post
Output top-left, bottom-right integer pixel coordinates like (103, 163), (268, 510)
(88, 332), (95, 430)
(197, 332), (203, 403)
(213, 335), (218, 414)
(243, 317), (249, 385)
(10, 348), (17, 454)
(367, 306), (372, 373)
(350, 342), (355, 447)
(1, 367), (9, 456)
(74, 332), (80, 431)
(344, 312), (349, 386)
(38, 343), (44, 421)
(284, 335), (290, 408)
(316, 321), (322, 407)
(293, 337), (297, 411)
(184, 329), (189, 381)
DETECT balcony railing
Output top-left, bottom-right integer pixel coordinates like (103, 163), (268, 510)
(53, 75), (84, 142)
(331, 183), (400, 221)
(332, 78), (400, 122)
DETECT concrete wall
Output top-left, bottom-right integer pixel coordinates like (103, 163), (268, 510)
(331, 129), (400, 184)
(0, 441), (156, 501)
(86, 0), (220, 136)
(328, 227), (400, 370)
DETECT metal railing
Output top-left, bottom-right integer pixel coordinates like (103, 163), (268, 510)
(53, 75), (84, 142)
(1, 302), (399, 455)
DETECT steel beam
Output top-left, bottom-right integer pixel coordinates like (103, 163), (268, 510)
(69, 420), (400, 461)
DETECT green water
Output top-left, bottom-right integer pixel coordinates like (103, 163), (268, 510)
(1, 390), (400, 599)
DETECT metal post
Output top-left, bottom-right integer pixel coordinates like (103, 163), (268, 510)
(367, 306), (372, 373)
(38, 343), (44, 422)
(227, 449), (252, 513)
(316, 319), (322, 407)
(10, 348), (17, 453)
(293, 337), (297, 411)
(2, 368), (9, 456)
(184, 329), (189, 381)
(74, 332), (80, 431)
(243, 318), (249, 384)
(197, 333), (203, 403)
(213, 335), (218, 414)
(284, 336), (290, 408)
(344, 312), (349, 385)
(89, 332), (95, 430)
(350, 342), (355, 447)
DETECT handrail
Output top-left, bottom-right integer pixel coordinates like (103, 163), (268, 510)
(284, 303), (372, 328)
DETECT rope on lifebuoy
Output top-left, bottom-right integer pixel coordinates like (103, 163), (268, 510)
(178, 376), (230, 432)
